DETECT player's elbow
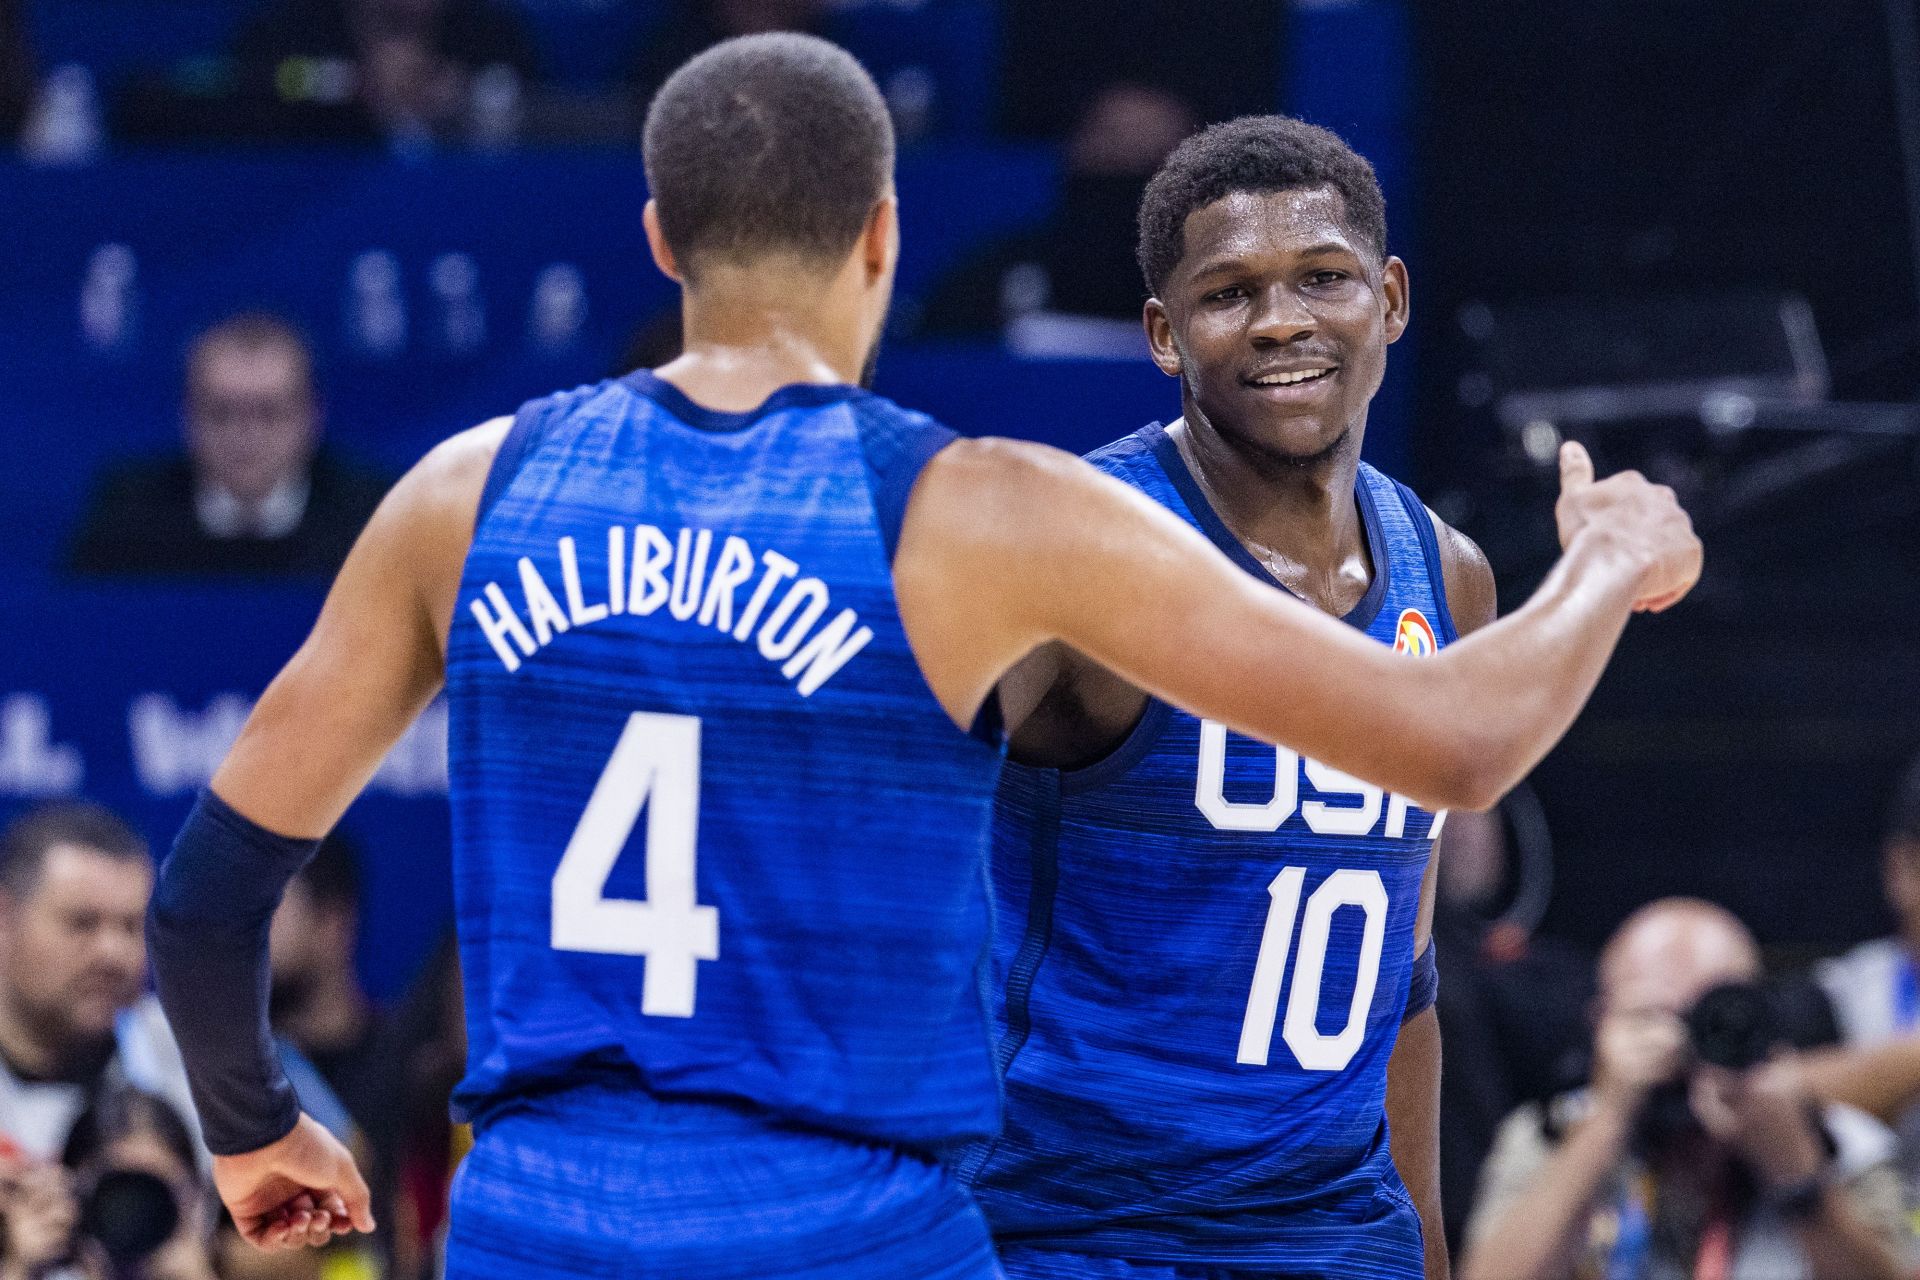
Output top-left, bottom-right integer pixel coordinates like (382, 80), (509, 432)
(1406, 723), (1518, 813)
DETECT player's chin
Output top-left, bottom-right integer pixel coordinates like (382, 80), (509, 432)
(1236, 411), (1349, 465)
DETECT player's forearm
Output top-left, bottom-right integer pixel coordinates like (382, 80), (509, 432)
(1415, 525), (1645, 808)
(1386, 1007), (1448, 1280)
(1458, 1103), (1635, 1280)
(1795, 1038), (1920, 1124)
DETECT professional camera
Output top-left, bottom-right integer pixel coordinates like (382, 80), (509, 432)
(1685, 980), (1782, 1071)
(77, 1168), (180, 1267)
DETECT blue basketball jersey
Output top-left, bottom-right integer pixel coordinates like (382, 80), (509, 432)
(444, 371), (1006, 1152)
(963, 422), (1456, 1269)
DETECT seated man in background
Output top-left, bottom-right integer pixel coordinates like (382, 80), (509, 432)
(67, 313), (391, 578)
(1461, 898), (1911, 1280)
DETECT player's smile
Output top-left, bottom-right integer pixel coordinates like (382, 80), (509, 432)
(1242, 359), (1341, 403)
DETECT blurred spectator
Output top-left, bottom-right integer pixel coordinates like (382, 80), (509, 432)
(385, 935), (465, 1280)
(1461, 899), (1910, 1280)
(996, 0), (1277, 141)
(0, 0), (35, 144)
(917, 83), (1198, 349)
(1432, 802), (1594, 1256)
(269, 833), (400, 1250)
(627, 0), (826, 118)
(1815, 753), (1920, 1185)
(0, 801), (358, 1180)
(60, 1089), (216, 1280)
(230, 0), (536, 147)
(0, 803), (196, 1164)
(66, 313), (391, 578)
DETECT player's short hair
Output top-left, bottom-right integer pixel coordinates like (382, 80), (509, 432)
(1136, 115), (1388, 296)
(0, 801), (148, 899)
(642, 33), (894, 281)
(1889, 753), (1920, 845)
(188, 311), (314, 398)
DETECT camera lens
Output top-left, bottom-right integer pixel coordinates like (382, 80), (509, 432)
(1686, 981), (1777, 1070)
(79, 1169), (180, 1264)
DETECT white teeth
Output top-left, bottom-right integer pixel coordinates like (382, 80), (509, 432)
(1253, 368), (1334, 386)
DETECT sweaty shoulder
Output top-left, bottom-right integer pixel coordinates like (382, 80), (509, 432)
(1427, 508), (1497, 636)
(381, 416), (514, 647)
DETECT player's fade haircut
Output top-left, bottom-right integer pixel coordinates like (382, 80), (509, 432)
(0, 800), (148, 898)
(643, 33), (895, 282)
(188, 310), (314, 398)
(1136, 115), (1388, 297)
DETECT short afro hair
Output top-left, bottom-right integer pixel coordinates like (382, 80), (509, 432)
(1136, 115), (1388, 297)
(643, 33), (894, 280)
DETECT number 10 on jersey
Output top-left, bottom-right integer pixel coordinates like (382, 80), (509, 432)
(551, 711), (719, 1017)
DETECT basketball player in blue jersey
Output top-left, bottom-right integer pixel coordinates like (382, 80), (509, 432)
(141, 37), (1700, 1280)
(966, 118), (1506, 1280)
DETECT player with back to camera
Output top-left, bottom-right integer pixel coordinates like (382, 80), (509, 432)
(966, 116), (1501, 1280)
(142, 35), (1699, 1280)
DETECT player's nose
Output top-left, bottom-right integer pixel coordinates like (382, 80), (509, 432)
(1245, 285), (1316, 346)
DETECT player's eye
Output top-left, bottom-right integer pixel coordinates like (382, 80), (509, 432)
(1206, 285), (1248, 303)
(1307, 270), (1347, 286)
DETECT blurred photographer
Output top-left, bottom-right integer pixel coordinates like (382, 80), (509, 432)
(59, 1091), (214, 1280)
(1460, 898), (1910, 1280)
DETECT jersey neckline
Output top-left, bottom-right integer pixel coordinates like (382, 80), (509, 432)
(622, 369), (864, 433)
(1141, 420), (1390, 631)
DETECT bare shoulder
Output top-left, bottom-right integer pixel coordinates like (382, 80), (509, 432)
(1425, 506), (1498, 636)
(363, 416), (514, 645)
(912, 436), (1081, 527)
(392, 415), (514, 526)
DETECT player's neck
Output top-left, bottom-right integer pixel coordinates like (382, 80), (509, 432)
(662, 275), (874, 411)
(1170, 412), (1366, 579)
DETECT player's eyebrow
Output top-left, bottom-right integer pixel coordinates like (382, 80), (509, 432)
(1186, 240), (1362, 285)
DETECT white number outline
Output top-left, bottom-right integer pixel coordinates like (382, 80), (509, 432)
(1236, 866), (1388, 1069)
(550, 711), (719, 1017)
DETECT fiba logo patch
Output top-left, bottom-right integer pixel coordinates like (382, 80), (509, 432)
(1393, 608), (1437, 657)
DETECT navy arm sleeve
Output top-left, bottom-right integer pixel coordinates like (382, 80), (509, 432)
(146, 790), (319, 1155)
(1402, 939), (1439, 1023)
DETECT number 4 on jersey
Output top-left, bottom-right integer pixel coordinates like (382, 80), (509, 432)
(551, 711), (720, 1017)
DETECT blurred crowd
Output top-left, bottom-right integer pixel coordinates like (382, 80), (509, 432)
(5, 751), (1919, 1279)
(0, 803), (466, 1280)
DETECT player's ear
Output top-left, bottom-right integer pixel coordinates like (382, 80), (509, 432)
(1144, 298), (1181, 378)
(860, 195), (900, 285)
(1381, 256), (1411, 345)
(643, 200), (683, 284)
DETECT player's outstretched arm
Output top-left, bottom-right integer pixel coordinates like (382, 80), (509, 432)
(146, 419), (507, 1251)
(896, 437), (1698, 813)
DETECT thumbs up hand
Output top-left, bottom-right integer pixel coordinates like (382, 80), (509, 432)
(1554, 441), (1703, 613)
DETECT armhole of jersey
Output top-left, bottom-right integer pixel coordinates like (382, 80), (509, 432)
(1394, 480), (1460, 645)
(473, 401), (547, 534)
(1402, 937), (1439, 1023)
(851, 402), (1002, 747)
